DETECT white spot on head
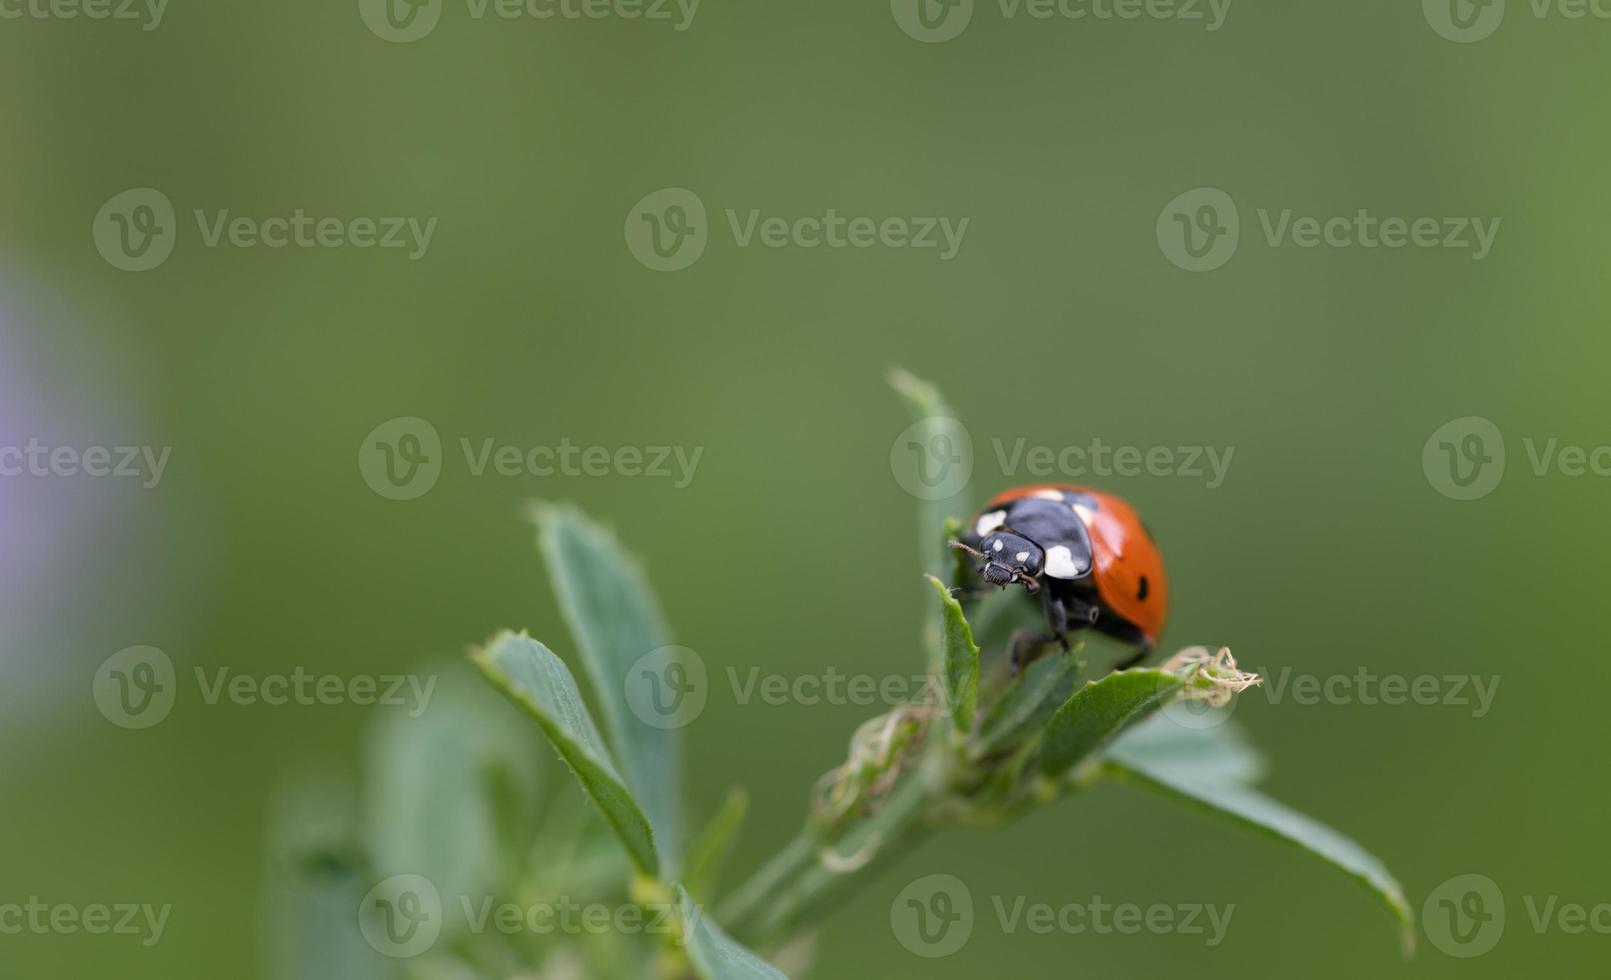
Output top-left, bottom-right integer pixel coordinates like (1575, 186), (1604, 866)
(1032, 488), (1065, 501)
(1071, 503), (1096, 524)
(1044, 545), (1086, 580)
(992, 540), (1004, 552)
(975, 510), (1006, 537)
(1015, 551), (1029, 562)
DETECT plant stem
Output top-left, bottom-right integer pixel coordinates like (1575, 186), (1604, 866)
(717, 755), (942, 947)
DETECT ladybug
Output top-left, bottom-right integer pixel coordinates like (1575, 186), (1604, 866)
(952, 484), (1168, 672)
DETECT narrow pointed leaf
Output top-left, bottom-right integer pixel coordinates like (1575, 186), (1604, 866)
(531, 501), (684, 873)
(976, 647), (1081, 753)
(472, 631), (658, 874)
(682, 787), (749, 903)
(1106, 724), (1410, 950)
(1039, 669), (1183, 777)
(889, 368), (971, 583)
(926, 575), (978, 731)
(677, 885), (787, 980)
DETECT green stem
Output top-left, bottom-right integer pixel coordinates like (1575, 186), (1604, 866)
(719, 758), (942, 947)
(714, 830), (821, 933)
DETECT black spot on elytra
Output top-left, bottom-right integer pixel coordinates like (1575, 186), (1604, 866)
(1137, 576), (1150, 601)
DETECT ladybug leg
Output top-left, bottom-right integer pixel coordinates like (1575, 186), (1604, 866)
(1059, 595), (1101, 628)
(1113, 639), (1154, 672)
(1008, 629), (1062, 675)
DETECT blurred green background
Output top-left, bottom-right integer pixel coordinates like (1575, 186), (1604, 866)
(3, 0), (1608, 976)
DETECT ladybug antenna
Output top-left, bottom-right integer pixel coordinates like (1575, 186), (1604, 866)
(948, 540), (987, 562)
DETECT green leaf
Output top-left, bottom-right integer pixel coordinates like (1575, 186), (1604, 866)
(677, 885), (788, 980)
(364, 662), (542, 920)
(1039, 669), (1183, 777)
(926, 575), (979, 732)
(976, 647), (1082, 753)
(262, 775), (391, 980)
(889, 368), (971, 582)
(1106, 720), (1412, 951)
(472, 631), (659, 875)
(530, 501), (684, 873)
(1108, 713), (1266, 784)
(682, 787), (750, 903)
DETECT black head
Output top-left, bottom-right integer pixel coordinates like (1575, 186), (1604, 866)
(952, 530), (1045, 593)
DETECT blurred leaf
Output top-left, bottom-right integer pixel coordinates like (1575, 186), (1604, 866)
(975, 647), (1081, 753)
(472, 631), (659, 875)
(1107, 713), (1266, 785)
(677, 885), (787, 980)
(1107, 748), (1413, 952)
(682, 788), (750, 903)
(262, 775), (390, 980)
(365, 663), (541, 922)
(1039, 670), (1183, 777)
(889, 368), (971, 583)
(530, 501), (684, 873)
(926, 575), (978, 732)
